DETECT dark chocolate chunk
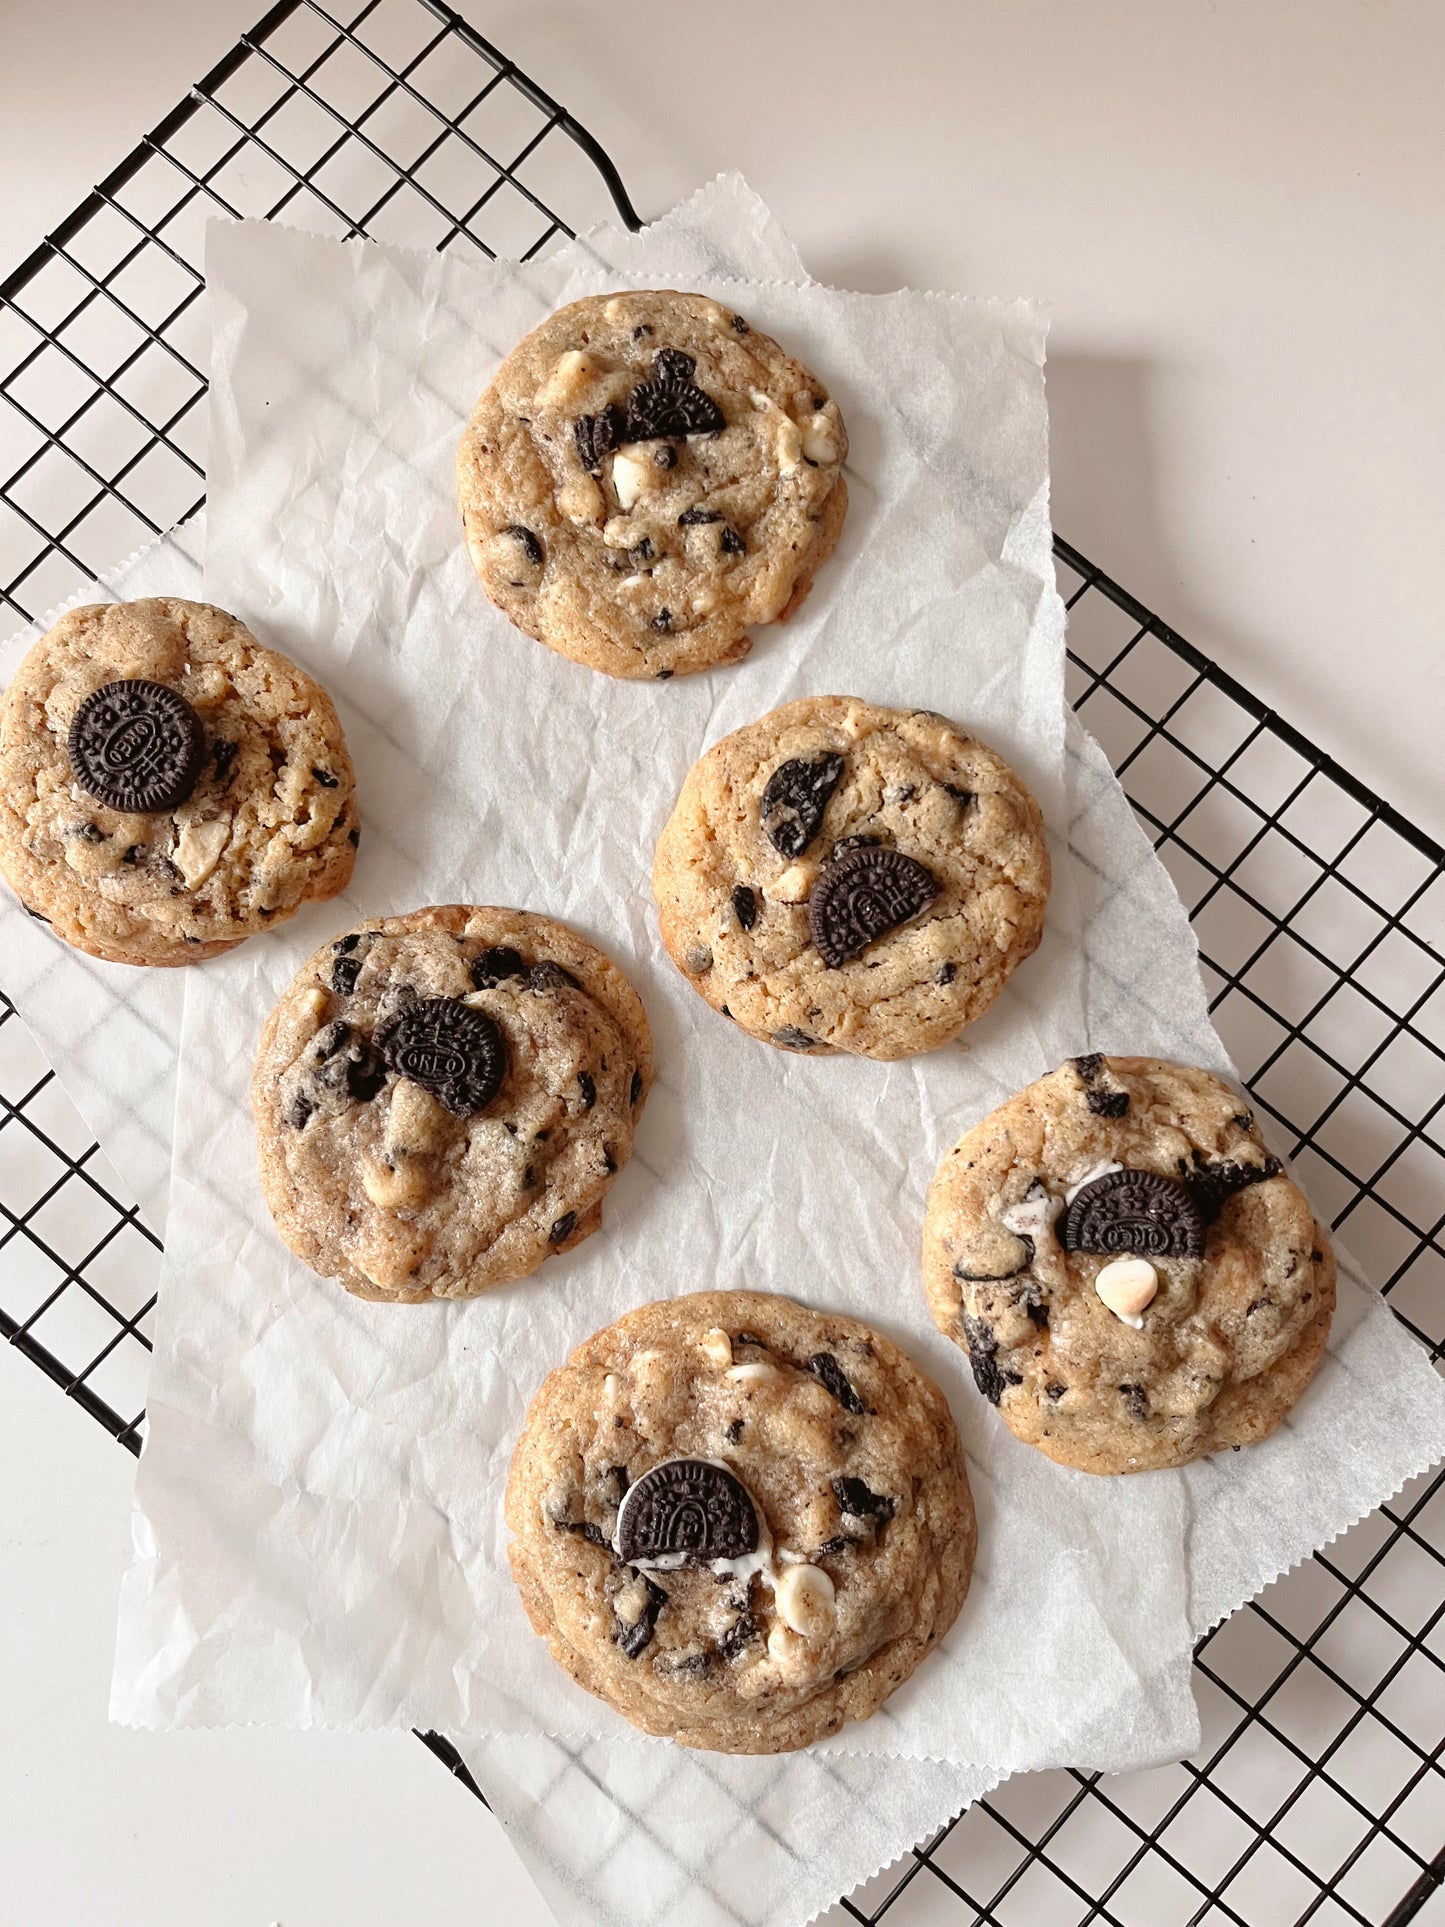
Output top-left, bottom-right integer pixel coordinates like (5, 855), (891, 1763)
(529, 961), (580, 992)
(832, 1476), (895, 1522)
(286, 1092), (315, 1130)
(577, 1071), (596, 1110)
(935, 962), (957, 986)
(503, 523), (544, 568)
(573, 403), (625, 474)
(212, 740), (239, 782)
(623, 347), (725, 440)
(331, 955), (363, 996)
(630, 1068), (643, 1105)
(808, 845), (939, 968)
(807, 1352), (867, 1414)
(614, 1574), (667, 1659)
(650, 609), (673, 633)
(615, 1457), (760, 1568)
(471, 945), (527, 988)
(1062, 1167), (1205, 1260)
(718, 1610), (760, 1660)
(732, 883), (758, 930)
(760, 751), (845, 858)
(380, 997), (505, 1116)
(68, 680), (205, 815)
(962, 1314), (1021, 1405)
(1119, 1383), (1149, 1419)
(311, 767), (338, 788)
(1188, 1153), (1283, 1221)
(720, 525), (745, 555)
(677, 506), (722, 526)
(549, 1211), (577, 1245)
(771, 1027), (818, 1051)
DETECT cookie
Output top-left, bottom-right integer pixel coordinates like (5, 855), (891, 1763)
(922, 1056), (1336, 1473)
(457, 291), (848, 679)
(652, 696), (1050, 1060)
(0, 599), (357, 966)
(252, 906), (652, 1301)
(506, 1290), (974, 1753)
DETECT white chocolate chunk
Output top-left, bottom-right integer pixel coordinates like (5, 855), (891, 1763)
(610, 448), (651, 512)
(173, 816), (230, 888)
(774, 1562), (836, 1639)
(774, 417), (803, 472)
(537, 348), (595, 408)
(361, 1158), (431, 1211)
(698, 297), (730, 329)
(726, 1361), (775, 1386)
(613, 1577), (650, 1627)
(690, 589), (718, 617)
(699, 1327), (733, 1368)
(767, 1620), (805, 1665)
(602, 1373), (621, 1399)
(603, 297), (629, 324)
(770, 862), (815, 903)
(800, 413), (839, 465)
(301, 987), (329, 1020)
(1094, 1256), (1159, 1328)
(557, 475), (603, 524)
(1002, 1187), (1064, 1247)
(384, 1078), (451, 1157)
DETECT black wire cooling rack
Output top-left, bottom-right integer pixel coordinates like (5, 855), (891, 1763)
(1, 5), (1441, 1923)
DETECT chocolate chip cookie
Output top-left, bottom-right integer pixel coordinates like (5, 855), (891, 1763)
(922, 1056), (1336, 1473)
(252, 906), (652, 1301)
(457, 290), (848, 679)
(506, 1290), (974, 1753)
(652, 696), (1050, 1060)
(0, 599), (357, 965)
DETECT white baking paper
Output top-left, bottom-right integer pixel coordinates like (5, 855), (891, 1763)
(112, 182), (1205, 1785)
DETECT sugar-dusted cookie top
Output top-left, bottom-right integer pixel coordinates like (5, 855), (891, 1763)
(923, 1055), (1336, 1472)
(506, 1289), (974, 1752)
(0, 598), (356, 965)
(458, 290), (848, 678)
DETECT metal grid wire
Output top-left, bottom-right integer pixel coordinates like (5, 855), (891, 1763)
(0, 4), (1440, 1922)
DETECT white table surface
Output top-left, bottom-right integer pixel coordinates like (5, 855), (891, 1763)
(2, 4), (1442, 1923)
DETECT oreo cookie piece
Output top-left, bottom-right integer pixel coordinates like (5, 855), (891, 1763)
(808, 845), (939, 969)
(760, 752), (844, 858)
(1062, 1167), (1205, 1261)
(379, 997), (505, 1117)
(67, 679), (205, 814)
(614, 1457), (761, 1570)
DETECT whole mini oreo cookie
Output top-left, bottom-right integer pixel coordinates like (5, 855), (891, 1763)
(67, 679), (205, 814)
(614, 1457), (760, 1570)
(1062, 1167), (1205, 1261)
(808, 844), (939, 968)
(380, 996), (505, 1117)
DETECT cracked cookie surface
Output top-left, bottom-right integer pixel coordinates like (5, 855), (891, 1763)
(922, 1056), (1336, 1473)
(652, 695), (1049, 1060)
(457, 290), (848, 679)
(252, 906), (652, 1301)
(0, 598), (356, 965)
(506, 1290), (974, 1752)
